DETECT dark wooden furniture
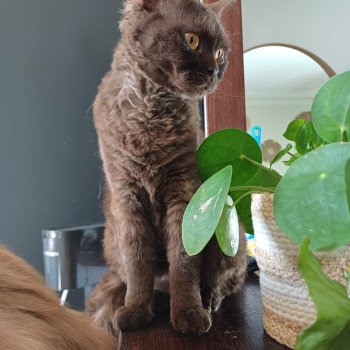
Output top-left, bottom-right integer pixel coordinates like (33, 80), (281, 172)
(204, 0), (246, 133)
(119, 274), (288, 350)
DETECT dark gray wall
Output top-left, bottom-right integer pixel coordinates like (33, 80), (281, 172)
(0, 0), (122, 274)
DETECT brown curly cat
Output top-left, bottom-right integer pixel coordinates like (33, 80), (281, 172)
(0, 245), (116, 350)
(87, 0), (246, 335)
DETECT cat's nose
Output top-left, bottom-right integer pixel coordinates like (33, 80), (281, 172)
(207, 66), (219, 77)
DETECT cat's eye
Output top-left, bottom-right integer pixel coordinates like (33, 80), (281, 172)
(215, 48), (225, 62)
(184, 33), (200, 51)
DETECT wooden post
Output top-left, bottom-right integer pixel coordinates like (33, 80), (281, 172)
(204, 0), (246, 134)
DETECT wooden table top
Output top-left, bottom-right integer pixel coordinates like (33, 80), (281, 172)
(119, 274), (289, 350)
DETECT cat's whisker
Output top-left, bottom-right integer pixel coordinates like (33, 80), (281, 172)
(215, 86), (242, 99)
(85, 104), (93, 119)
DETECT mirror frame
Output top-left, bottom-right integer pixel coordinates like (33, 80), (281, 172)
(244, 43), (336, 78)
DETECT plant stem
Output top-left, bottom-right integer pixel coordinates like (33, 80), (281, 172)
(232, 188), (275, 207)
(241, 155), (282, 180)
(232, 191), (255, 206)
(287, 152), (298, 159)
(229, 185), (275, 193)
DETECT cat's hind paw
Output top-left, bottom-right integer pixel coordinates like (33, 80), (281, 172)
(171, 308), (212, 335)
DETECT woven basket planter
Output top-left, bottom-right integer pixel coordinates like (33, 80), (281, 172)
(251, 193), (350, 349)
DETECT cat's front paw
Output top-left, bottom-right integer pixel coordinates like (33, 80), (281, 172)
(202, 288), (224, 313)
(113, 305), (154, 331)
(171, 308), (212, 335)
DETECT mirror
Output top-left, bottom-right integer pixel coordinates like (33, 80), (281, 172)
(244, 44), (334, 174)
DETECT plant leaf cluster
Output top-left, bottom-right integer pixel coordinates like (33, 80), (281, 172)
(182, 128), (281, 256)
(182, 70), (350, 348)
(274, 71), (350, 348)
(271, 119), (326, 168)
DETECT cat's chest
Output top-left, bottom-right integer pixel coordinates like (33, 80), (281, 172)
(117, 92), (196, 164)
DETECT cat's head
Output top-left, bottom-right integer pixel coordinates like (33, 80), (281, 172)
(119, 0), (233, 98)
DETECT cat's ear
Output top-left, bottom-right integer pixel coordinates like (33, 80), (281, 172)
(207, 0), (236, 16)
(136, 0), (161, 12)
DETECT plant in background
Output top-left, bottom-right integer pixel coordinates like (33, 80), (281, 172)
(182, 70), (350, 349)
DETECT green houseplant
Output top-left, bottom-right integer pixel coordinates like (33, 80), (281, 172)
(182, 70), (350, 349)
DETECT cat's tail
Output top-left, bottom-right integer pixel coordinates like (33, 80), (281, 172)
(0, 244), (117, 350)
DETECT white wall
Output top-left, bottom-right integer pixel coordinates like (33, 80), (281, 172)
(242, 0), (350, 74)
(247, 102), (311, 174)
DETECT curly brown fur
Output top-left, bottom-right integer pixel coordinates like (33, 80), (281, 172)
(0, 245), (116, 350)
(87, 0), (246, 335)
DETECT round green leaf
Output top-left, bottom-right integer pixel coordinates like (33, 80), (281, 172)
(274, 143), (350, 251)
(215, 195), (240, 256)
(312, 70), (350, 142)
(182, 165), (232, 256)
(198, 128), (262, 186)
(346, 159), (350, 215)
